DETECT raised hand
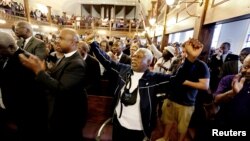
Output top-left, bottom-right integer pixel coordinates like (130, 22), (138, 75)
(232, 74), (245, 94)
(85, 32), (96, 44)
(145, 32), (152, 45)
(184, 38), (204, 61)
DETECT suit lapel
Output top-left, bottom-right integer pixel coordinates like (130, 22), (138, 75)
(50, 52), (79, 73)
(24, 37), (34, 50)
(119, 54), (124, 63)
(51, 57), (68, 73)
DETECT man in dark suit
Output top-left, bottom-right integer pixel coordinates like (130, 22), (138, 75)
(19, 28), (88, 141)
(104, 40), (131, 96)
(0, 31), (48, 141)
(220, 47), (250, 77)
(109, 40), (131, 64)
(209, 42), (239, 92)
(14, 21), (47, 60)
(78, 41), (101, 95)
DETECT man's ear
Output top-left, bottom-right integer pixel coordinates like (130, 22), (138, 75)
(147, 59), (152, 66)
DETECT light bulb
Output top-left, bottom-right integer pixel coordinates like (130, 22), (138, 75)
(176, 4), (180, 9)
(149, 18), (156, 26)
(166, 0), (175, 5)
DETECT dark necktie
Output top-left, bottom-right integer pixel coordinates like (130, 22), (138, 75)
(21, 39), (26, 49)
(55, 56), (65, 67)
(0, 58), (8, 70)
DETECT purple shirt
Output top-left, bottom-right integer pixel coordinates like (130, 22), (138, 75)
(214, 74), (250, 129)
(214, 75), (234, 96)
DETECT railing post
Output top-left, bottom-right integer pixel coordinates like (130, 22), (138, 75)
(23, 0), (30, 22)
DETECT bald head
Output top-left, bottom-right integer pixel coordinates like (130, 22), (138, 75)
(240, 47), (250, 63)
(60, 28), (79, 43)
(243, 54), (250, 65)
(78, 41), (89, 57)
(241, 54), (250, 79)
(0, 31), (18, 57)
(56, 28), (80, 53)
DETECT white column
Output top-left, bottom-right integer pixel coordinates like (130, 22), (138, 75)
(111, 7), (114, 19)
(106, 7), (109, 18)
(101, 6), (104, 19)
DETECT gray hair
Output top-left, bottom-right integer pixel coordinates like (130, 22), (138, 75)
(16, 21), (33, 34)
(138, 48), (153, 64)
(0, 31), (18, 49)
(78, 41), (90, 52)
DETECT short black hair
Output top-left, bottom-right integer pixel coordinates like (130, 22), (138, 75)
(222, 42), (231, 49)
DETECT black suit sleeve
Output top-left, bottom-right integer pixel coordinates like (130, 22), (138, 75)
(89, 41), (128, 73)
(35, 60), (86, 93)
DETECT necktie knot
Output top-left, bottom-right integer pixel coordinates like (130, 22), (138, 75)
(55, 56), (65, 67)
(21, 39), (26, 49)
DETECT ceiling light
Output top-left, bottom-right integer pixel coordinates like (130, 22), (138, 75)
(0, 19), (6, 24)
(166, 0), (175, 6)
(149, 18), (156, 26)
(31, 24), (39, 29)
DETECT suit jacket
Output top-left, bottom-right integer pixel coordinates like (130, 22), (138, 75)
(17, 37), (47, 59)
(0, 49), (48, 140)
(119, 53), (131, 64)
(209, 53), (239, 70)
(220, 60), (239, 78)
(35, 51), (87, 136)
(209, 53), (238, 92)
(102, 53), (131, 96)
(85, 54), (101, 94)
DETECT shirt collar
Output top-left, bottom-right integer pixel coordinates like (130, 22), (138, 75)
(64, 50), (77, 58)
(24, 36), (32, 46)
(117, 52), (123, 61)
(83, 54), (88, 60)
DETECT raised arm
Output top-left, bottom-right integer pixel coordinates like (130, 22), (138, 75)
(180, 38), (210, 90)
(145, 33), (162, 59)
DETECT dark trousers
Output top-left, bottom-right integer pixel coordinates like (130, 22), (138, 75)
(112, 116), (145, 141)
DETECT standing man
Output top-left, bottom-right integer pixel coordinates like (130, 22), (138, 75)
(209, 42), (238, 92)
(220, 47), (250, 77)
(86, 34), (204, 141)
(78, 41), (101, 95)
(105, 40), (131, 96)
(19, 28), (88, 141)
(0, 31), (48, 141)
(14, 21), (47, 59)
(157, 39), (210, 141)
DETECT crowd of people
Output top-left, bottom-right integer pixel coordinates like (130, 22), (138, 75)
(0, 20), (250, 141)
(0, 0), (25, 17)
